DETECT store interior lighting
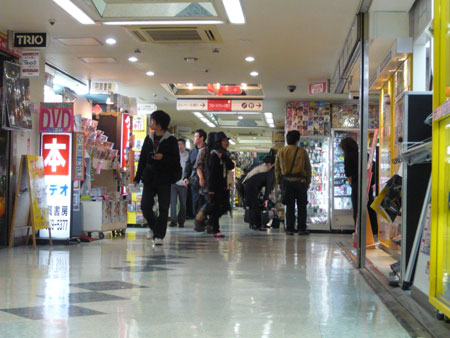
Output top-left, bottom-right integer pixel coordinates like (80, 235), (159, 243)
(193, 112), (216, 128)
(103, 20), (223, 25)
(229, 139), (236, 145)
(52, 0), (95, 25)
(106, 92), (114, 105)
(245, 56), (255, 62)
(105, 38), (117, 45)
(264, 112), (275, 128)
(128, 56), (138, 62)
(146, 71), (155, 76)
(250, 71), (259, 77)
(222, 0), (246, 24)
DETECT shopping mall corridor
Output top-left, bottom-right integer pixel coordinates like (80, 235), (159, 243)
(0, 212), (411, 338)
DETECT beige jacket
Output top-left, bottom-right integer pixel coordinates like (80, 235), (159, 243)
(275, 145), (312, 185)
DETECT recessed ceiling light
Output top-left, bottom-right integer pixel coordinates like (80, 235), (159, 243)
(104, 20), (224, 25)
(52, 0), (95, 25)
(105, 38), (117, 45)
(223, 0), (246, 24)
(184, 57), (198, 63)
(146, 71), (155, 76)
(250, 71), (259, 77)
(57, 38), (101, 46)
(245, 56), (255, 62)
(238, 116), (244, 120)
(79, 57), (117, 64)
(128, 56), (138, 62)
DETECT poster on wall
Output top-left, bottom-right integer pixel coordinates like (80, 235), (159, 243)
(40, 133), (72, 239)
(120, 113), (130, 171)
(331, 104), (380, 129)
(286, 102), (330, 136)
(21, 51), (40, 77)
(2, 61), (32, 130)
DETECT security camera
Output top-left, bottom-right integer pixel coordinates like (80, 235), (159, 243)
(49, 19), (56, 26)
(288, 85), (296, 93)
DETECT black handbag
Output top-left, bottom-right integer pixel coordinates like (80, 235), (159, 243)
(280, 147), (299, 205)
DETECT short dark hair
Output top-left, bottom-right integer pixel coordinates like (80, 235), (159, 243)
(195, 129), (207, 142)
(263, 156), (275, 165)
(339, 137), (358, 155)
(151, 110), (171, 130)
(286, 130), (301, 145)
(177, 138), (186, 145)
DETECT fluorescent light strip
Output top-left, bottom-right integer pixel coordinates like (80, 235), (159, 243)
(222, 0), (246, 24)
(264, 112), (273, 118)
(229, 139), (236, 145)
(52, 0), (95, 25)
(206, 122), (216, 128)
(266, 118), (274, 124)
(200, 117), (210, 123)
(193, 112), (203, 118)
(104, 20), (223, 26)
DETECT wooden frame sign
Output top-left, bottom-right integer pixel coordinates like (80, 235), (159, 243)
(9, 155), (52, 248)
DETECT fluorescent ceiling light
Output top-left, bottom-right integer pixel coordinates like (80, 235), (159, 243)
(187, 83), (193, 90)
(103, 20), (223, 26)
(264, 112), (273, 118)
(193, 112), (203, 118)
(245, 56), (254, 62)
(146, 71), (155, 76)
(206, 122), (216, 128)
(57, 38), (101, 46)
(128, 56), (138, 62)
(105, 38), (117, 45)
(250, 71), (259, 77)
(268, 123), (275, 128)
(200, 117), (210, 123)
(223, 0), (246, 24)
(52, 0), (95, 25)
(266, 118), (274, 124)
(238, 116), (244, 120)
(229, 139), (236, 145)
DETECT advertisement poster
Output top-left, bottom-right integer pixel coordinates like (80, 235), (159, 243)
(25, 156), (49, 230)
(40, 133), (72, 239)
(39, 102), (74, 133)
(331, 104), (379, 129)
(121, 113), (130, 171)
(21, 51), (40, 77)
(286, 101), (331, 136)
(2, 61), (32, 130)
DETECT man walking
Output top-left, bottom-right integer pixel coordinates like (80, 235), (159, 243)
(134, 110), (181, 245)
(275, 130), (312, 236)
(170, 139), (189, 228)
(183, 129), (207, 216)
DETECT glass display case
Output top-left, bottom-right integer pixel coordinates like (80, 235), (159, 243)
(299, 136), (330, 230)
(330, 129), (358, 230)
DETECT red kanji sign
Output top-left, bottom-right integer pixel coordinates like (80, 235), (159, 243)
(42, 134), (71, 176)
(207, 99), (232, 111)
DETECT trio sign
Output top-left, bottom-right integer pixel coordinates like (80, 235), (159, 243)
(14, 32), (47, 48)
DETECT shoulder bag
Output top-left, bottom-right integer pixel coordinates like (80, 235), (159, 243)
(280, 147), (299, 205)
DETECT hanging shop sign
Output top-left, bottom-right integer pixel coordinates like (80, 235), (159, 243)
(21, 51), (40, 77)
(13, 32), (47, 48)
(73, 132), (85, 181)
(41, 133), (72, 239)
(177, 99), (263, 111)
(121, 113), (131, 171)
(137, 103), (157, 115)
(308, 81), (328, 95)
(39, 102), (74, 133)
(207, 83), (241, 95)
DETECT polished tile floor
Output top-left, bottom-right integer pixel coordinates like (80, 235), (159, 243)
(0, 212), (411, 337)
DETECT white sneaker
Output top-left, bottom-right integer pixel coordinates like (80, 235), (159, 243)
(146, 230), (152, 239)
(153, 238), (163, 246)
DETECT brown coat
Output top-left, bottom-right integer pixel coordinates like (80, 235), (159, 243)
(275, 145), (312, 185)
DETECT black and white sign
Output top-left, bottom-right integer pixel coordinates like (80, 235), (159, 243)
(231, 100), (263, 111)
(14, 32), (47, 48)
(177, 99), (207, 111)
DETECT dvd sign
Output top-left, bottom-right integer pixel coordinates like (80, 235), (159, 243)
(39, 103), (74, 133)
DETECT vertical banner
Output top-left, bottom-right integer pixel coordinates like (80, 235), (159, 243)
(121, 113), (131, 171)
(73, 132), (85, 181)
(40, 133), (72, 239)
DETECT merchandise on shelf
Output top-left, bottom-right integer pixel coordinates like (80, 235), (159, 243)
(331, 104), (379, 129)
(286, 102), (331, 136)
(332, 131), (354, 211)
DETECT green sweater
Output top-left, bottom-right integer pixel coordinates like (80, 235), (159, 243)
(275, 145), (312, 185)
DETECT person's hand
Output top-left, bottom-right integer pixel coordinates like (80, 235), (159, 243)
(184, 178), (189, 186)
(264, 200), (268, 208)
(199, 177), (205, 188)
(153, 153), (163, 160)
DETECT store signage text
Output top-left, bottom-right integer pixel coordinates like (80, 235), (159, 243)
(207, 84), (241, 96)
(21, 51), (40, 77)
(309, 81), (328, 95)
(73, 132), (85, 181)
(40, 133), (72, 240)
(14, 32), (47, 48)
(177, 99), (263, 111)
(137, 103), (157, 115)
(39, 103), (74, 133)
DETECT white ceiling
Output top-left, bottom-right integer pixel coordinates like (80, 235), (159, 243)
(0, 0), (414, 150)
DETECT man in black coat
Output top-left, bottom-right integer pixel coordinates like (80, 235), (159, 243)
(134, 110), (181, 245)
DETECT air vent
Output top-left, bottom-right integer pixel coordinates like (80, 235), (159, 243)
(127, 26), (221, 43)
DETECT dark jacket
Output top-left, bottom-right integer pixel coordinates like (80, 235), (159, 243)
(134, 131), (181, 186)
(344, 150), (376, 186)
(208, 149), (235, 193)
(243, 168), (275, 201)
(183, 146), (201, 180)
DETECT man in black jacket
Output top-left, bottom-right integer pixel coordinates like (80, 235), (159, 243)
(243, 156), (276, 231)
(134, 110), (181, 245)
(183, 129), (207, 216)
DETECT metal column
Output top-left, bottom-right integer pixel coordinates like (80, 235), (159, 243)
(357, 12), (370, 269)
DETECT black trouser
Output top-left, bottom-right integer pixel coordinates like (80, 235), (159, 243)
(208, 190), (228, 233)
(351, 182), (378, 234)
(285, 181), (308, 232)
(141, 184), (171, 239)
(191, 184), (205, 216)
(244, 184), (261, 227)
